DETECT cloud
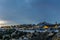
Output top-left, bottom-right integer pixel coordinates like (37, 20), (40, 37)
(0, 0), (60, 24)
(0, 0), (17, 24)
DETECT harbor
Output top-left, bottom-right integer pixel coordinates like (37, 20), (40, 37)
(0, 22), (60, 40)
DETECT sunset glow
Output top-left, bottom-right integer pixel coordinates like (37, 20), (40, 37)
(0, 20), (7, 27)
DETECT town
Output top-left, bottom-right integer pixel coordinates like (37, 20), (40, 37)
(0, 22), (60, 40)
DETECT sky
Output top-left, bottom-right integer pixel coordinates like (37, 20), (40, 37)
(0, 0), (60, 25)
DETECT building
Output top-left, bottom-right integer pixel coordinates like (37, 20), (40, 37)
(37, 22), (60, 29)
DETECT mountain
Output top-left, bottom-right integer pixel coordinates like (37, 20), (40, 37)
(37, 22), (56, 27)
